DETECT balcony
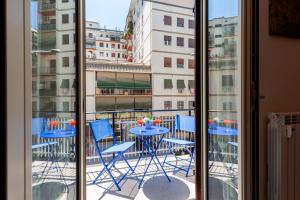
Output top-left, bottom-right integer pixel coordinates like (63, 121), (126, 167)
(39, 2), (55, 11)
(96, 88), (152, 96)
(32, 109), (238, 200)
(32, 66), (56, 75)
(39, 23), (56, 31)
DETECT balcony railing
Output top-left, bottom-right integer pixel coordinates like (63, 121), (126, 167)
(32, 66), (56, 75)
(32, 109), (238, 166)
(96, 88), (152, 96)
(39, 2), (55, 10)
(39, 23), (56, 31)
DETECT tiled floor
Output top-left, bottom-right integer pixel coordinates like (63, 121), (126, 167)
(32, 155), (237, 200)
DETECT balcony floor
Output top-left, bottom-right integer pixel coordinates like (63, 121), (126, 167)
(33, 155), (237, 200)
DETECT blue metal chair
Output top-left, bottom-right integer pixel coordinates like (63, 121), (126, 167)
(89, 119), (135, 190)
(162, 115), (195, 177)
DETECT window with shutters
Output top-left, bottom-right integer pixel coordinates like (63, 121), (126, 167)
(188, 59), (195, 69)
(164, 15), (172, 25)
(177, 37), (184, 47)
(177, 18), (184, 27)
(177, 58), (184, 68)
(164, 57), (172, 68)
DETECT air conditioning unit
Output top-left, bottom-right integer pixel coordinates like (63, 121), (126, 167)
(268, 113), (300, 200)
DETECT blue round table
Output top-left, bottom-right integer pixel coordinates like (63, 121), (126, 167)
(129, 126), (171, 188)
(208, 127), (238, 136)
(40, 129), (76, 191)
(40, 129), (76, 138)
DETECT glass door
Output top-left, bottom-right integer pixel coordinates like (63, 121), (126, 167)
(31, 0), (79, 199)
(205, 0), (242, 199)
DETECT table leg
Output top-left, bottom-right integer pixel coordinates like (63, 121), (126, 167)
(138, 135), (171, 188)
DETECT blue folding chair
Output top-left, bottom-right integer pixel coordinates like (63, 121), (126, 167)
(162, 115), (195, 177)
(89, 119), (135, 190)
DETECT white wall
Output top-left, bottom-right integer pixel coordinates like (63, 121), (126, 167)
(259, 0), (300, 199)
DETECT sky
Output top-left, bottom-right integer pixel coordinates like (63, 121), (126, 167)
(86, 0), (132, 30)
(31, 0), (238, 30)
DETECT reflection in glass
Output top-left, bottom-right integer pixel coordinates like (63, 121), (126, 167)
(31, 0), (77, 199)
(207, 0), (240, 199)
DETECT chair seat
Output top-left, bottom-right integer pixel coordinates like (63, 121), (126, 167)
(163, 138), (195, 145)
(228, 142), (238, 147)
(102, 142), (135, 154)
(32, 142), (57, 150)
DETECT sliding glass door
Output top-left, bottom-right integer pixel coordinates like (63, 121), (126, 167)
(205, 0), (242, 199)
(31, 0), (79, 199)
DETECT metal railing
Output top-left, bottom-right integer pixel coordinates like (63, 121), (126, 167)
(32, 108), (238, 165)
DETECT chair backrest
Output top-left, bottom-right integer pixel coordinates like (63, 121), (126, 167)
(32, 118), (47, 135)
(174, 115), (196, 134)
(89, 119), (115, 143)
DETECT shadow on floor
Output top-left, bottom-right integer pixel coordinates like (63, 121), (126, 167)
(32, 181), (76, 200)
(143, 176), (190, 200)
(208, 177), (237, 200)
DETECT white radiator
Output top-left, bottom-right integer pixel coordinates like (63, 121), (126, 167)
(268, 113), (300, 200)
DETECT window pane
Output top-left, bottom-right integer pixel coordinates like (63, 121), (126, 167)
(177, 18), (184, 27)
(31, 0), (77, 198)
(207, 0), (241, 198)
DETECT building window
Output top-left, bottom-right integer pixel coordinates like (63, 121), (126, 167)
(111, 52), (115, 57)
(164, 57), (172, 68)
(62, 14), (69, 24)
(74, 56), (76, 67)
(106, 44), (109, 48)
(223, 102), (233, 111)
(188, 80), (195, 89)
(164, 35), (172, 46)
(63, 102), (69, 112)
(111, 43), (115, 48)
(188, 59), (195, 69)
(188, 101), (195, 109)
(188, 19), (195, 29)
(62, 57), (69, 67)
(164, 79), (173, 89)
(177, 37), (184, 47)
(188, 38), (195, 48)
(177, 58), (184, 68)
(177, 18), (184, 27)
(62, 34), (69, 45)
(73, 33), (76, 43)
(99, 42), (104, 47)
(99, 52), (104, 57)
(215, 24), (222, 27)
(164, 15), (172, 25)
(73, 13), (76, 23)
(164, 101), (172, 110)
(177, 101), (184, 110)
(60, 79), (70, 89)
(215, 34), (222, 38)
(118, 53), (120, 58)
(88, 33), (93, 38)
(177, 80), (186, 89)
(222, 75), (234, 91)
(118, 44), (120, 49)
(62, 0), (69, 3)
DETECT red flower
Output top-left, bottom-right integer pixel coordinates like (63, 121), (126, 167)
(154, 118), (161, 125)
(69, 119), (76, 126)
(50, 121), (59, 127)
(208, 119), (213, 124)
(137, 119), (143, 125)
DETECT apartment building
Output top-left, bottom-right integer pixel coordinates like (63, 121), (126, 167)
(32, 0), (76, 117)
(85, 21), (128, 62)
(125, 0), (196, 111)
(208, 16), (239, 121)
(86, 61), (152, 120)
